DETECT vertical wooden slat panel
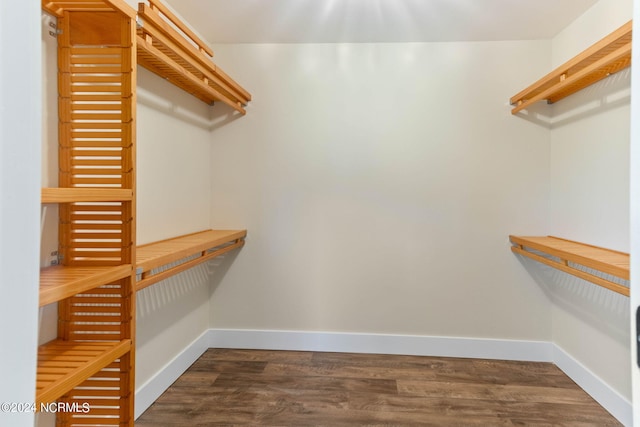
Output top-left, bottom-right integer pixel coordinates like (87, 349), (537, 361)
(49, 2), (136, 425)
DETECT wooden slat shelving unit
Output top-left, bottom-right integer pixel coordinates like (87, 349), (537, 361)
(510, 20), (632, 114)
(509, 235), (629, 296)
(136, 229), (247, 291)
(40, 0), (137, 424)
(136, 0), (251, 113)
(36, 339), (132, 407)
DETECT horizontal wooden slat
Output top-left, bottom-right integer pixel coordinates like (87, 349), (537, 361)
(509, 235), (629, 297)
(42, 188), (132, 203)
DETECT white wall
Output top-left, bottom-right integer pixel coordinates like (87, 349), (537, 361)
(0, 1), (41, 426)
(547, 0), (632, 403)
(207, 41), (553, 340)
(134, 68), (214, 392)
(630, 0), (640, 422)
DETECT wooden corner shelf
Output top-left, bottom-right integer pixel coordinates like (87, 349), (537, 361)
(42, 188), (134, 204)
(510, 20), (632, 114)
(136, 229), (246, 291)
(40, 264), (133, 306)
(509, 235), (629, 296)
(36, 339), (132, 407)
(136, 1), (251, 113)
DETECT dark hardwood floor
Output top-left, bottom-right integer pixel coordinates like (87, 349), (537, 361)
(136, 349), (622, 426)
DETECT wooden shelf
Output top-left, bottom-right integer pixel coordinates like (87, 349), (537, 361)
(509, 235), (629, 296)
(40, 264), (133, 306)
(136, 229), (246, 291)
(136, 0), (251, 114)
(42, 0), (136, 18)
(510, 20), (632, 114)
(42, 188), (133, 204)
(40, 0), (138, 424)
(36, 339), (132, 406)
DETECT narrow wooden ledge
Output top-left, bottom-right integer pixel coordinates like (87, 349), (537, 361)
(136, 229), (247, 291)
(510, 20), (632, 114)
(509, 235), (629, 297)
(42, 188), (133, 204)
(36, 339), (132, 407)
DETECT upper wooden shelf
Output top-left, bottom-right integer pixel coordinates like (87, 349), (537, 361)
(510, 20), (632, 114)
(509, 235), (629, 297)
(41, 188), (133, 204)
(40, 264), (133, 306)
(136, 0), (251, 114)
(136, 229), (247, 291)
(42, 0), (136, 18)
(36, 339), (132, 406)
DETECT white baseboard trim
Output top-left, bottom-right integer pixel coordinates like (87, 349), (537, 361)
(207, 328), (554, 361)
(552, 344), (632, 427)
(135, 328), (632, 426)
(134, 330), (209, 419)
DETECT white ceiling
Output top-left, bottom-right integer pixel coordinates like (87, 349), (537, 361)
(164, 0), (599, 44)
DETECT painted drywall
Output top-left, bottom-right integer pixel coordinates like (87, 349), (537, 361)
(630, 0), (640, 421)
(0, 1), (41, 426)
(134, 68), (214, 391)
(207, 41), (553, 341)
(136, 68), (212, 245)
(547, 0), (632, 402)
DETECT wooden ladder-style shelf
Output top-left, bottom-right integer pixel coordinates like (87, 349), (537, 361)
(510, 20), (632, 114)
(136, 0), (251, 113)
(40, 0), (137, 424)
(136, 229), (246, 291)
(509, 235), (629, 296)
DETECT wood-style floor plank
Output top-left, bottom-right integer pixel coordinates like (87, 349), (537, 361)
(135, 349), (622, 426)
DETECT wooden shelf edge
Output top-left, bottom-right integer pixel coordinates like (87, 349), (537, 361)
(136, 0), (250, 110)
(510, 20), (632, 114)
(137, 36), (246, 114)
(40, 264), (133, 306)
(509, 235), (629, 297)
(42, 0), (136, 18)
(36, 339), (132, 406)
(136, 229), (246, 291)
(42, 188), (133, 204)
